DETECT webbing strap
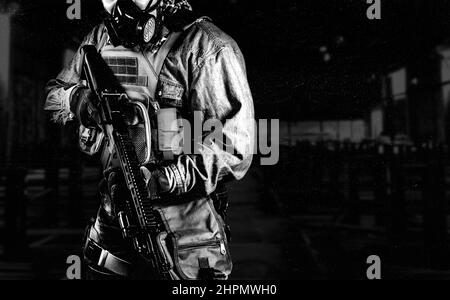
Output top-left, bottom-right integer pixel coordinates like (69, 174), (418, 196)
(96, 25), (109, 52)
(146, 31), (182, 99)
(84, 238), (132, 277)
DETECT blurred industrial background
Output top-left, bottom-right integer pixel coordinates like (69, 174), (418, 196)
(2, 0), (450, 279)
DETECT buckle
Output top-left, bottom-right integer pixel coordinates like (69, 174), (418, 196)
(83, 239), (132, 277)
(84, 239), (104, 266)
(98, 249), (109, 268)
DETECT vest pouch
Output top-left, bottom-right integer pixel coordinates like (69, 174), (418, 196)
(157, 108), (184, 160)
(174, 236), (229, 280)
(156, 78), (185, 161)
(126, 100), (152, 165)
(155, 197), (233, 280)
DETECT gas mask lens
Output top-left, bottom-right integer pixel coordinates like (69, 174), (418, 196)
(142, 17), (156, 43)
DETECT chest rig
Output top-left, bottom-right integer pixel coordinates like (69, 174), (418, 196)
(85, 27), (184, 171)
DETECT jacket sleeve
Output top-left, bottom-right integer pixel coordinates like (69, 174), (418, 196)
(161, 45), (255, 196)
(44, 24), (106, 124)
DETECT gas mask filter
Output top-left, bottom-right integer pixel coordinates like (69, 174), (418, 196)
(105, 0), (161, 48)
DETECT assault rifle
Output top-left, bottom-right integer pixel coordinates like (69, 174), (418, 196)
(81, 45), (172, 279)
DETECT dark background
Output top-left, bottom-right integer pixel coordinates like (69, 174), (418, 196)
(1, 0), (450, 279)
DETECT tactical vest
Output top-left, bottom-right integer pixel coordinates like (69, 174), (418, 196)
(98, 32), (183, 169)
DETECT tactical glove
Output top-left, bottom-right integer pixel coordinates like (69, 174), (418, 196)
(70, 87), (101, 128)
(71, 87), (140, 127)
(140, 166), (173, 200)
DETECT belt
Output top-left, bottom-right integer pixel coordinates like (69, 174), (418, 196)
(84, 238), (132, 277)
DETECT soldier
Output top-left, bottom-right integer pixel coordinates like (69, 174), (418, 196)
(45, 0), (254, 279)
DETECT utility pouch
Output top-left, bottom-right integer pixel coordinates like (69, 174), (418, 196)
(154, 197), (232, 280)
(157, 107), (184, 161)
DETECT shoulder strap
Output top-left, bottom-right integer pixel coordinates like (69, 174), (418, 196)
(155, 32), (183, 77)
(95, 24), (109, 52)
(148, 18), (205, 98)
(147, 31), (182, 99)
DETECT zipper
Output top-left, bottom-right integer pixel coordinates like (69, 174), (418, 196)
(178, 239), (227, 255)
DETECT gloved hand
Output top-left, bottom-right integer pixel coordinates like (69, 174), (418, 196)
(140, 166), (173, 201)
(71, 87), (140, 127)
(100, 166), (167, 218)
(98, 167), (129, 219)
(71, 87), (101, 128)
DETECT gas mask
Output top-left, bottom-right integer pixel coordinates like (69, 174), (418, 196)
(104, 0), (162, 48)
